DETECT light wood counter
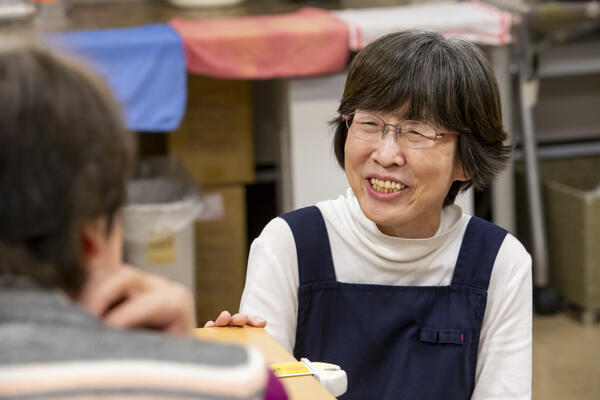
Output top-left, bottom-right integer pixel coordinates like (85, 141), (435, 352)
(194, 327), (335, 400)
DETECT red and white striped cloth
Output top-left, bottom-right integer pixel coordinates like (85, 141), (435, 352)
(333, 1), (513, 51)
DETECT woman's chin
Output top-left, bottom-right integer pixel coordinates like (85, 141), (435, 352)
(360, 201), (405, 228)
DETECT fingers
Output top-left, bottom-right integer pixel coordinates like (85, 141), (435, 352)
(230, 313), (248, 326)
(213, 310), (233, 327)
(215, 312), (249, 327)
(103, 290), (162, 329)
(79, 265), (196, 336)
(79, 267), (143, 317)
(247, 315), (267, 327)
(203, 312), (266, 328)
(104, 281), (194, 335)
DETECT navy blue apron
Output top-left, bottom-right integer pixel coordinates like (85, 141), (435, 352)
(281, 206), (507, 400)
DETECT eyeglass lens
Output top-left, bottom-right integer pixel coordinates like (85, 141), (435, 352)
(347, 112), (439, 148)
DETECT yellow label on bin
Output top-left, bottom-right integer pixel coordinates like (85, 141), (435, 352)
(270, 362), (313, 378)
(147, 233), (176, 265)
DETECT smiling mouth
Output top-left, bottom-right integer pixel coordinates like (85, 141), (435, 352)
(369, 178), (407, 194)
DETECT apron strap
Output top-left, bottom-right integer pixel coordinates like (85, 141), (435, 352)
(451, 216), (508, 290)
(280, 206), (337, 285)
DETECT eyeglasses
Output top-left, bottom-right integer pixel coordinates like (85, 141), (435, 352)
(342, 111), (453, 149)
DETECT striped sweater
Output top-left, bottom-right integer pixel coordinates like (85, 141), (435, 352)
(0, 288), (269, 400)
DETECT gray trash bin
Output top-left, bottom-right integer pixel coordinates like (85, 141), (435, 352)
(122, 158), (203, 303)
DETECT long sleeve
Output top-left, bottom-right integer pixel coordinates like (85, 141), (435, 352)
(240, 218), (299, 353)
(472, 234), (533, 400)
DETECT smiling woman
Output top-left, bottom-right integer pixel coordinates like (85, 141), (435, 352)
(210, 30), (532, 400)
(343, 107), (467, 238)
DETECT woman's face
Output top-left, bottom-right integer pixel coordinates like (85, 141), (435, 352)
(344, 110), (467, 238)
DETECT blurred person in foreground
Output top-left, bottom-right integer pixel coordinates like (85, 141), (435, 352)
(0, 40), (286, 400)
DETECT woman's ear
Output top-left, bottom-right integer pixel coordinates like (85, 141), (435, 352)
(75, 216), (123, 305)
(80, 217), (122, 274)
(80, 218), (104, 272)
(453, 157), (470, 182)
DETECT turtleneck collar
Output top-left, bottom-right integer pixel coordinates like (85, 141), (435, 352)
(342, 188), (465, 263)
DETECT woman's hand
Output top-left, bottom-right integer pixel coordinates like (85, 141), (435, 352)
(78, 264), (197, 336)
(204, 310), (266, 328)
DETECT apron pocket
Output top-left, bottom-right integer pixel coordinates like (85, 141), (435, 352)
(418, 327), (464, 345)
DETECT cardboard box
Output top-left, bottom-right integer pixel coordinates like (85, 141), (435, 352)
(195, 184), (248, 324)
(516, 156), (600, 309)
(169, 75), (254, 185)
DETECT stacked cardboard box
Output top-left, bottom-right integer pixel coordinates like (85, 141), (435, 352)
(169, 75), (254, 323)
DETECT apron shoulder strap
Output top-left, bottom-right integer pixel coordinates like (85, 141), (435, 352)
(451, 216), (508, 290)
(280, 206), (337, 285)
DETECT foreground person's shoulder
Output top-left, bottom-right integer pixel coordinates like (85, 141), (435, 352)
(3, 326), (269, 400)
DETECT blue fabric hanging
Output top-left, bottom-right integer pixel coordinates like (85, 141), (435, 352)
(47, 24), (187, 132)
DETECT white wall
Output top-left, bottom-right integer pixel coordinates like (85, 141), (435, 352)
(285, 73), (349, 211)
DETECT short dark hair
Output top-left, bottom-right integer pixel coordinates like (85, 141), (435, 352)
(0, 41), (135, 293)
(332, 30), (512, 206)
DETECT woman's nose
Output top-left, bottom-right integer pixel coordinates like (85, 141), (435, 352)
(372, 132), (406, 167)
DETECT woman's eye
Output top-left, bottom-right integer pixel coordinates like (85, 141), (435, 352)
(358, 121), (381, 130)
(405, 130), (431, 142)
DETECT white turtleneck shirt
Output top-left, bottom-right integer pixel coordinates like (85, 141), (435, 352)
(240, 188), (532, 400)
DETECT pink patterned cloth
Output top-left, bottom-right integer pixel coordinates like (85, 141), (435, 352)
(170, 8), (349, 79)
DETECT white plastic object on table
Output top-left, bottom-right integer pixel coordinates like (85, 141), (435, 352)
(300, 358), (347, 398)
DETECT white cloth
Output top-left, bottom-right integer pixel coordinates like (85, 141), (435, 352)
(241, 188), (532, 400)
(333, 1), (513, 51)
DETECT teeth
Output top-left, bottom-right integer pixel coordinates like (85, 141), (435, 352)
(369, 178), (406, 193)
